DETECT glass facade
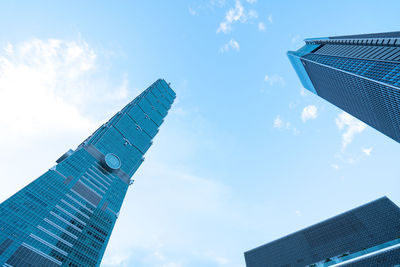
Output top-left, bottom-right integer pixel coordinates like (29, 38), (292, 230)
(244, 197), (400, 267)
(288, 31), (400, 143)
(0, 79), (175, 267)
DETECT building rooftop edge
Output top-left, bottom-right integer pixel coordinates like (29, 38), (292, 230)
(303, 31), (400, 42)
(244, 196), (396, 255)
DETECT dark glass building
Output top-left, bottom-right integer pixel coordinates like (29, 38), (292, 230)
(244, 197), (400, 267)
(0, 79), (175, 266)
(288, 31), (400, 143)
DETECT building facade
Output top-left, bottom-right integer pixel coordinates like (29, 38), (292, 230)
(244, 197), (400, 267)
(288, 31), (400, 143)
(0, 79), (175, 266)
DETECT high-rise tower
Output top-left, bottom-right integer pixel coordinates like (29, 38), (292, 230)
(244, 197), (400, 267)
(0, 79), (175, 266)
(288, 31), (400, 142)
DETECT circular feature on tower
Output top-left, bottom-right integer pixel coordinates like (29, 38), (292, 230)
(104, 153), (121, 171)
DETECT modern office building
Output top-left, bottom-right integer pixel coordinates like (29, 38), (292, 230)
(244, 197), (400, 267)
(0, 79), (175, 266)
(288, 31), (400, 143)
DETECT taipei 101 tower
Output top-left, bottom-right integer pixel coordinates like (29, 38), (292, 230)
(0, 79), (175, 267)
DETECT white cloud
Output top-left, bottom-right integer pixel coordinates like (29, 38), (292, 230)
(362, 147), (373, 156)
(258, 22), (266, 32)
(248, 9), (258, 19)
(102, 250), (131, 267)
(162, 262), (182, 267)
(289, 102), (297, 110)
(273, 115), (283, 128)
(188, 7), (197, 16)
(300, 87), (307, 96)
(301, 105), (318, 122)
(295, 210), (302, 216)
(292, 128), (300, 135)
(291, 34), (301, 44)
(0, 39), (98, 140)
(4, 42), (13, 54)
(217, 1), (245, 33)
(273, 115), (299, 135)
(256, 14), (272, 33)
(215, 256), (229, 265)
(331, 164), (339, 170)
(264, 74), (285, 86)
(216, 0), (258, 34)
(216, 0), (264, 35)
(335, 112), (366, 150)
(220, 39), (240, 53)
(209, 0), (226, 7)
(267, 14), (273, 24)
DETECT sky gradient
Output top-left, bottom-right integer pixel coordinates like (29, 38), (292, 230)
(0, 1), (399, 266)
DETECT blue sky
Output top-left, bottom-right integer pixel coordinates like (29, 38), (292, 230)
(0, 1), (399, 266)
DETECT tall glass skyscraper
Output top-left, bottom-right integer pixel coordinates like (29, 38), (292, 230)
(288, 31), (400, 143)
(0, 79), (175, 266)
(244, 197), (400, 267)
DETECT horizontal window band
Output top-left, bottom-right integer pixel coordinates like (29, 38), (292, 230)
(21, 242), (62, 266)
(43, 218), (78, 239)
(55, 205), (87, 226)
(60, 199), (90, 219)
(70, 189), (97, 208)
(37, 225), (73, 247)
(29, 233), (68, 256)
(65, 194), (94, 213)
(50, 211), (82, 232)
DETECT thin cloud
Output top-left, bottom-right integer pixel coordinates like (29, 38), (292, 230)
(273, 115), (283, 128)
(301, 105), (318, 122)
(217, 1), (245, 33)
(220, 39), (240, 53)
(300, 87), (308, 96)
(264, 74), (285, 86)
(267, 14), (273, 24)
(273, 115), (299, 135)
(258, 22), (266, 32)
(331, 164), (339, 170)
(217, 0), (258, 34)
(188, 7), (197, 16)
(335, 112), (366, 150)
(257, 14), (272, 33)
(291, 34), (301, 44)
(248, 9), (258, 19)
(362, 147), (373, 156)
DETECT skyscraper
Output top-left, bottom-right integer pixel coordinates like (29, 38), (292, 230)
(244, 197), (400, 267)
(0, 79), (175, 266)
(288, 31), (400, 143)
